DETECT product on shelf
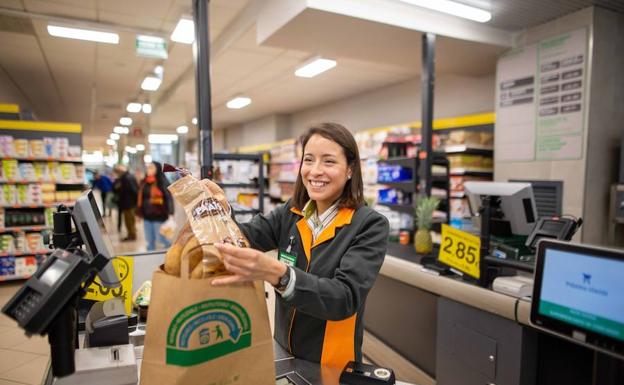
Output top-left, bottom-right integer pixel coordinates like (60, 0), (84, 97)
(14, 256), (38, 277)
(450, 175), (491, 192)
(13, 139), (28, 158)
(25, 232), (44, 252)
(0, 234), (15, 253)
(43, 137), (56, 157)
(55, 191), (69, 202)
(2, 159), (18, 180)
(44, 208), (54, 227)
(0, 256), (15, 277)
(56, 137), (69, 158)
(2, 185), (17, 205)
(0, 136), (13, 158)
(68, 145), (81, 158)
(377, 188), (412, 205)
(441, 130), (494, 147)
(18, 163), (35, 181)
(377, 165), (413, 183)
(447, 154), (493, 169)
(29, 140), (45, 158)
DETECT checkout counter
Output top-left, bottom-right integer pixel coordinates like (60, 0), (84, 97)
(364, 243), (623, 385)
(35, 249), (416, 385)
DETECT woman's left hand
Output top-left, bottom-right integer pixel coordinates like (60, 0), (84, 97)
(212, 243), (287, 286)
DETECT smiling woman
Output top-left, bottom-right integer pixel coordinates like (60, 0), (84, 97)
(204, 122), (389, 370)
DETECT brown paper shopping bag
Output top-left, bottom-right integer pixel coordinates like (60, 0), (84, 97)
(140, 263), (275, 385)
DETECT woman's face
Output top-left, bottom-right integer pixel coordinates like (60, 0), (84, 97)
(147, 163), (157, 177)
(300, 134), (351, 208)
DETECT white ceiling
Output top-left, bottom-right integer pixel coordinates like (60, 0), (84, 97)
(0, 0), (620, 151)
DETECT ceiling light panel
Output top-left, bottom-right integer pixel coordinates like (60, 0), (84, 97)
(295, 57), (337, 78)
(119, 117), (132, 126)
(226, 96), (252, 109)
(399, 0), (492, 23)
(47, 25), (119, 44)
(126, 103), (142, 113)
(171, 17), (195, 44)
(141, 76), (162, 91)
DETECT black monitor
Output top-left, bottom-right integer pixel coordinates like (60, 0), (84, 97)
(531, 240), (624, 360)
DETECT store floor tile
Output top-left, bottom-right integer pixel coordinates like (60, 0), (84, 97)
(0, 349), (40, 375)
(0, 379), (30, 385)
(0, 355), (49, 385)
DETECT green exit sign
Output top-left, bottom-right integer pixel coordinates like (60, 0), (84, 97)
(136, 35), (168, 59)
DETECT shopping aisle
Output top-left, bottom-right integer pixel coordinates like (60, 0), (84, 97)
(0, 282), (49, 385)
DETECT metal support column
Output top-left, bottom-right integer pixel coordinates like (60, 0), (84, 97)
(419, 33), (435, 197)
(193, 0), (213, 179)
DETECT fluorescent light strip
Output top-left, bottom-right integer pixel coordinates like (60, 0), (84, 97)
(176, 125), (189, 134)
(120, 117), (132, 126)
(192, 117), (197, 125)
(110, 133), (120, 140)
(143, 154), (153, 163)
(171, 18), (195, 44)
(47, 25), (119, 44)
(142, 104), (152, 114)
(135, 144), (145, 151)
(226, 96), (252, 109)
(106, 139), (116, 146)
(126, 103), (142, 113)
(141, 76), (162, 91)
(113, 126), (126, 134)
(399, 0), (491, 23)
(295, 57), (337, 78)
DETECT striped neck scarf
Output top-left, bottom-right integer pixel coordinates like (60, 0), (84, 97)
(303, 200), (339, 242)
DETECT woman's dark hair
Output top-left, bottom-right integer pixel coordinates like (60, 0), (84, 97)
(292, 123), (364, 210)
(150, 161), (169, 192)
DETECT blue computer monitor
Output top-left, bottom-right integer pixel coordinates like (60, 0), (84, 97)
(530, 240), (624, 360)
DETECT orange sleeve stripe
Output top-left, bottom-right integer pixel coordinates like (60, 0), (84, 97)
(320, 314), (357, 368)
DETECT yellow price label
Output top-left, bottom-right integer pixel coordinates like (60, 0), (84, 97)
(83, 256), (133, 315)
(438, 224), (481, 279)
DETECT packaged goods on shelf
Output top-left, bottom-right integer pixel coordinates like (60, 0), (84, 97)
(378, 188), (412, 205)
(2, 185), (17, 205)
(2, 159), (18, 180)
(379, 135), (421, 160)
(25, 232), (44, 252)
(55, 191), (69, 202)
(68, 145), (81, 158)
(450, 175), (491, 193)
(4, 209), (46, 227)
(15, 232), (25, 252)
(44, 208), (54, 227)
(442, 130), (493, 147)
(0, 256), (15, 276)
(362, 158), (378, 186)
(17, 184), (42, 205)
(376, 206), (414, 241)
(58, 163), (77, 182)
(43, 137), (56, 157)
(0, 234), (15, 253)
(355, 130), (387, 160)
(68, 191), (82, 201)
(14, 256), (38, 277)
(0, 136), (13, 157)
(377, 164), (413, 183)
(447, 154), (493, 169)
(13, 139), (28, 158)
(28, 140), (45, 158)
(215, 160), (258, 184)
(18, 163), (35, 180)
(56, 137), (69, 158)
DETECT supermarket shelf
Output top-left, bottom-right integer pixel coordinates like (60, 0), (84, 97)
(214, 153), (262, 162)
(0, 274), (32, 282)
(2, 202), (74, 209)
(0, 250), (50, 258)
(2, 156), (83, 163)
(378, 157), (416, 168)
(376, 202), (414, 215)
(449, 167), (493, 176)
(378, 181), (417, 193)
(443, 144), (493, 155)
(0, 225), (51, 232)
(217, 182), (258, 189)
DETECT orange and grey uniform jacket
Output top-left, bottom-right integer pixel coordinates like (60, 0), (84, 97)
(238, 200), (389, 368)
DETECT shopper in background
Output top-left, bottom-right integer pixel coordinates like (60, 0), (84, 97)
(205, 123), (389, 369)
(137, 161), (174, 251)
(113, 165), (139, 241)
(92, 171), (113, 216)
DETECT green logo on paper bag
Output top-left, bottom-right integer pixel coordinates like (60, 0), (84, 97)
(166, 299), (251, 366)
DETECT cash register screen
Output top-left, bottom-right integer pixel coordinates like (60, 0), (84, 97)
(531, 240), (624, 358)
(39, 258), (70, 287)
